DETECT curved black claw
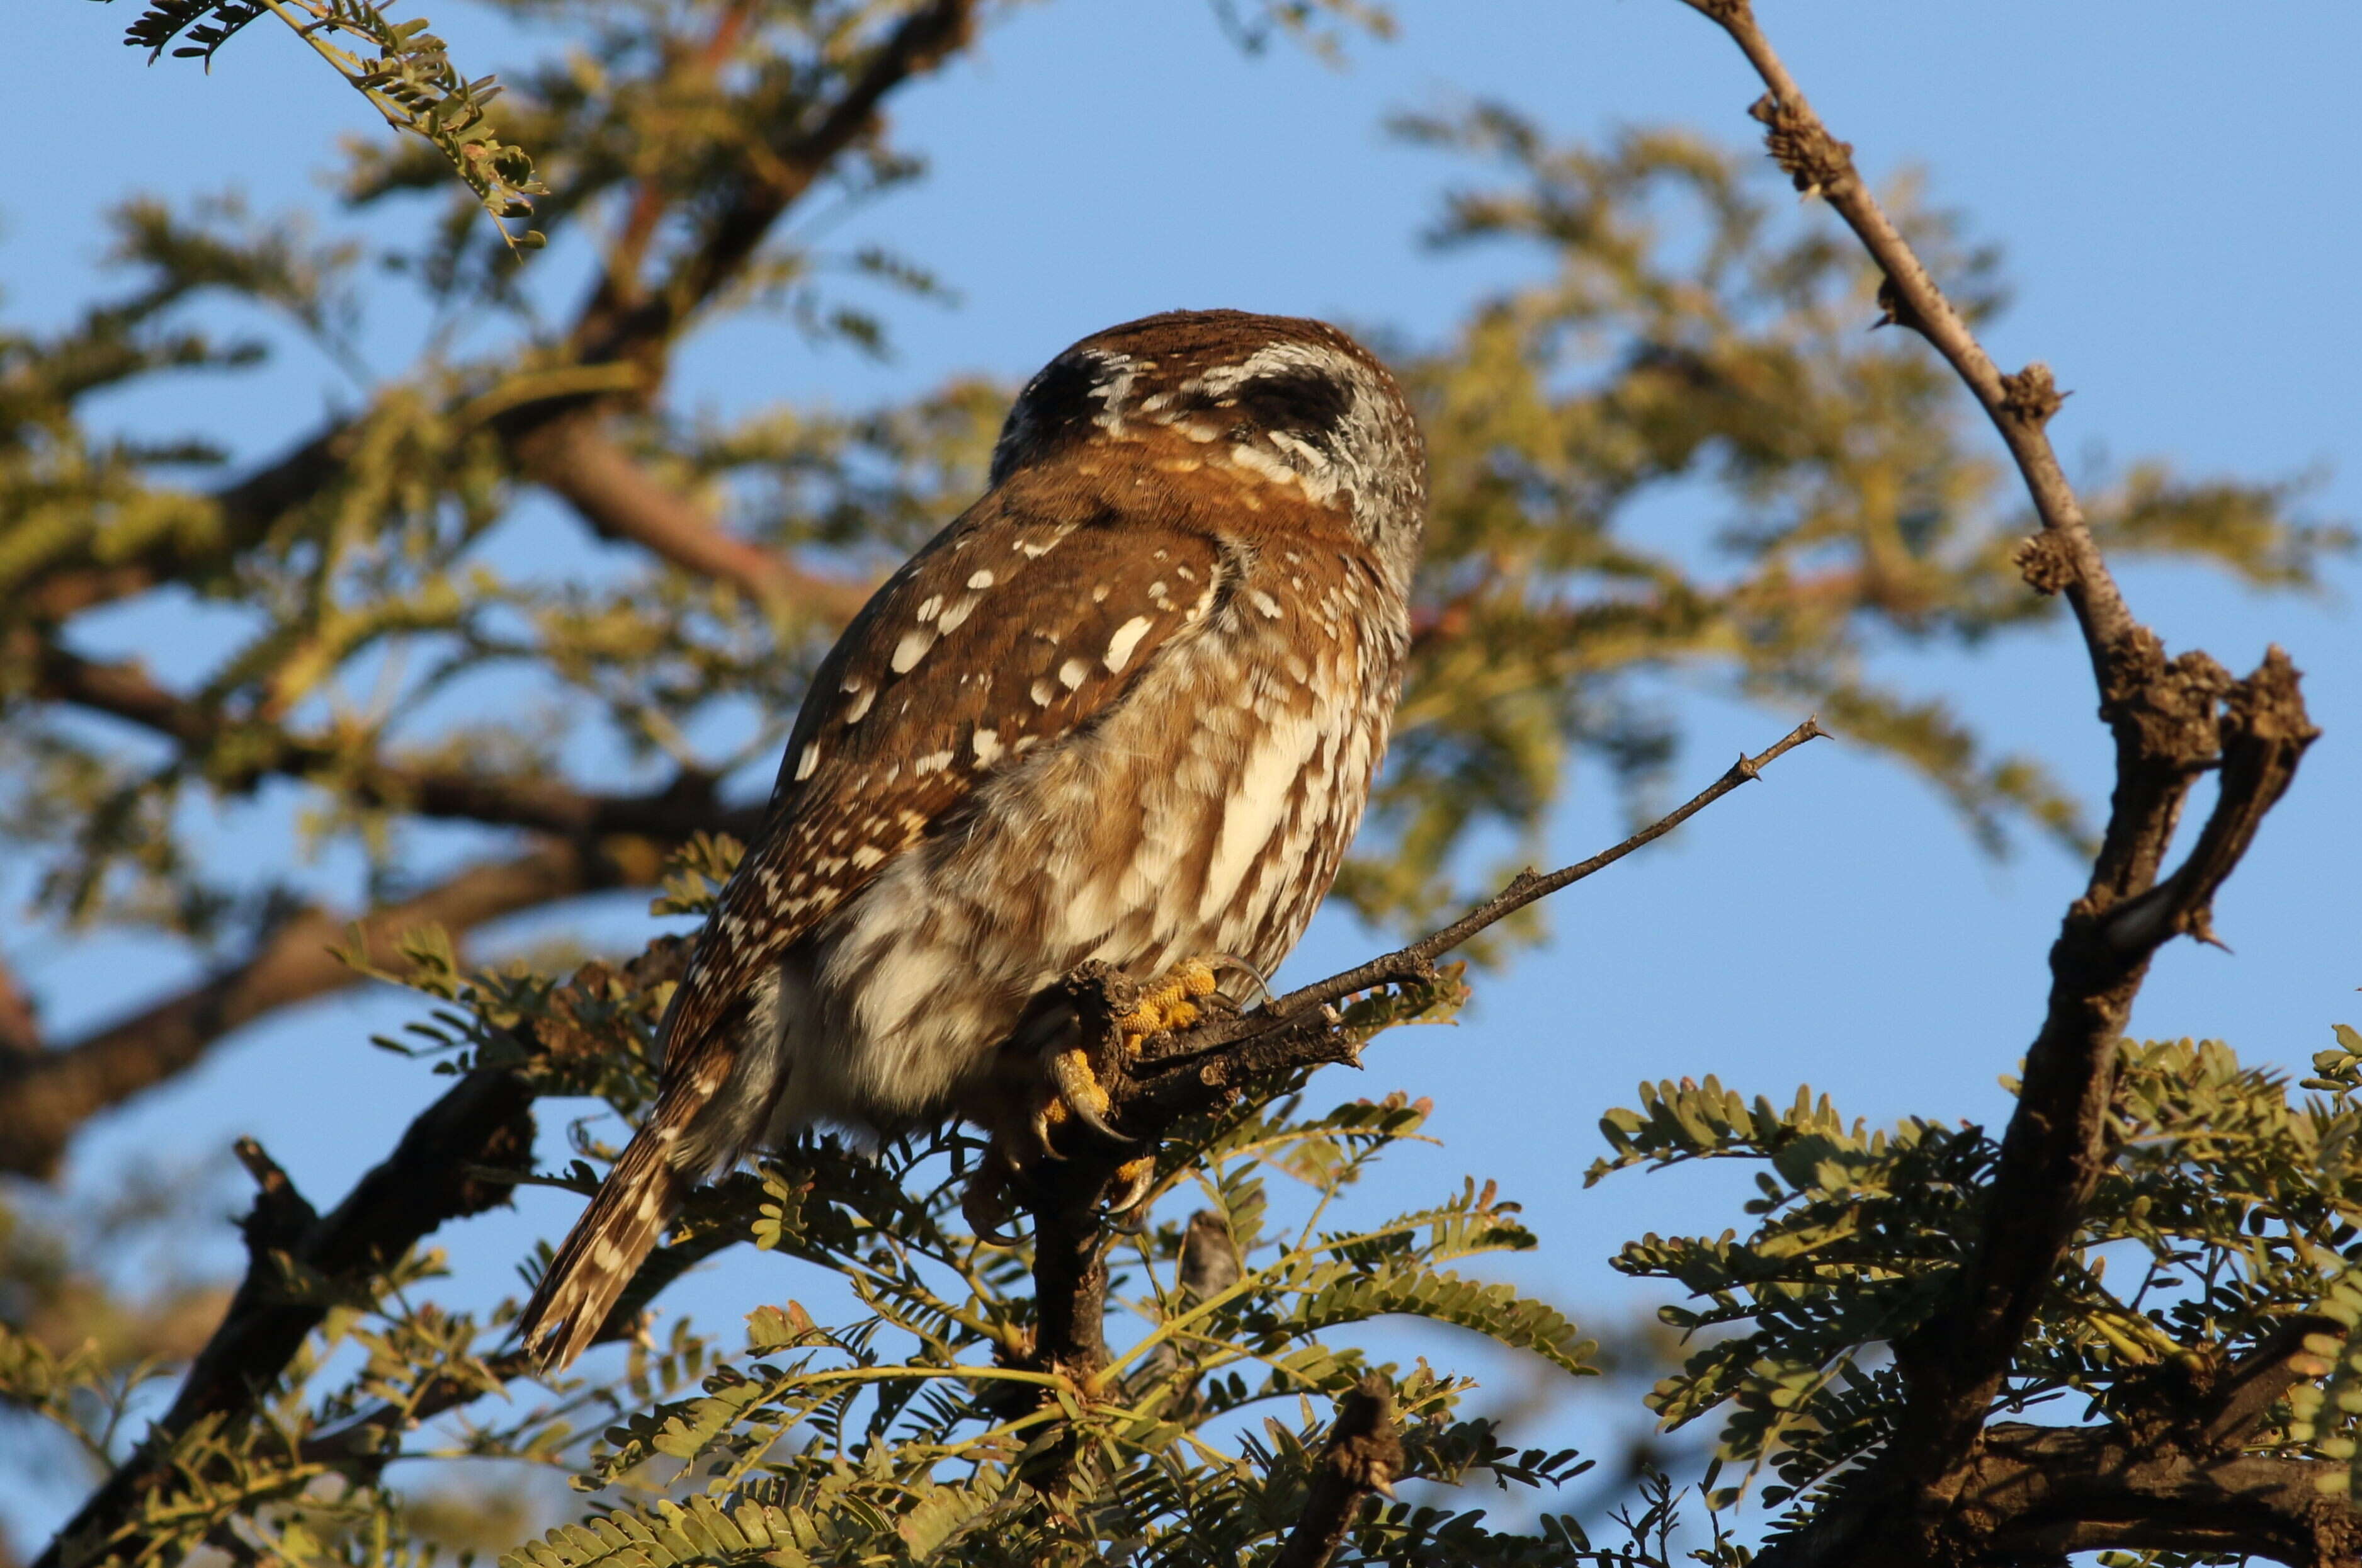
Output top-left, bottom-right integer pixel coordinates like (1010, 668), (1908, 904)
(1045, 1049), (1135, 1148)
(962, 1169), (1026, 1246)
(1200, 952), (1275, 1010)
(1103, 1157), (1157, 1219)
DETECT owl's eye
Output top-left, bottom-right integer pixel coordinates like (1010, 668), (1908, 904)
(1226, 366), (1353, 445)
(1014, 353), (1118, 442)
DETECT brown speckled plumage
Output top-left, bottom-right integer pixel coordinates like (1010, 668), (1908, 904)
(519, 310), (1426, 1367)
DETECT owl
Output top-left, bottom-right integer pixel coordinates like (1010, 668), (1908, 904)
(519, 309), (1427, 1368)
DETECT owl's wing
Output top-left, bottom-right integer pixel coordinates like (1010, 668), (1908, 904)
(519, 478), (1234, 1366)
(654, 472), (1230, 1115)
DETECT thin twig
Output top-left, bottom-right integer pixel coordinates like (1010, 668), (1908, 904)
(1265, 717), (1826, 1023)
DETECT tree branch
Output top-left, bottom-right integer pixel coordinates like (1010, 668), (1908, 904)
(0, 839), (621, 1179)
(33, 644), (762, 842)
(21, 4), (980, 640)
(1769, 1423), (2359, 1568)
(35, 1072), (536, 1568)
(1678, 0), (2135, 679)
(506, 419), (872, 621)
(1678, 4), (2324, 1559)
(564, 0), (979, 373)
(0, 950), (42, 1064)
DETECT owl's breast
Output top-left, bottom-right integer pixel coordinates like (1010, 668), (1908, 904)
(783, 535), (1406, 1128)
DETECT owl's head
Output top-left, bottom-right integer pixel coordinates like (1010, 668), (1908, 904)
(990, 309), (1427, 584)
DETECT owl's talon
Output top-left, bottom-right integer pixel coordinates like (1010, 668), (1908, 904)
(962, 1152), (1025, 1245)
(1200, 952), (1275, 1010)
(1115, 956), (1224, 1039)
(1104, 1155), (1157, 1217)
(1047, 1047), (1133, 1147)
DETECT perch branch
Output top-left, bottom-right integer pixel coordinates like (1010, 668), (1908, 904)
(1014, 721), (1825, 1389)
(1254, 717), (1826, 1028)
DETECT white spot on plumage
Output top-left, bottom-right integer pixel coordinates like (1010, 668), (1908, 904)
(892, 628), (935, 673)
(967, 569), (995, 589)
(937, 594), (980, 633)
(842, 685), (875, 723)
(1104, 615), (1153, 673)
(851, 844), (885, 869)
(916, 750), (954, 775)
(1248, 588), (1283, 620)
(972, 728), (1004, 765)
(1092, 583), (1110, 603)
(795, 743), (820, 781)
(1201, 709), (1321, 921)
(1031, 678), (1056, 706)
(917, 595), (943, 622)
(1059, 657), (1089, 690)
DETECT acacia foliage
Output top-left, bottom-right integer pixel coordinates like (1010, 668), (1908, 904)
(1594, 1028), (2362, 1541)
(5, 895), (1621, 1567)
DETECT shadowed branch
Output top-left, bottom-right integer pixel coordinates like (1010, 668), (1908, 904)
(34, 1072), (535, 1568)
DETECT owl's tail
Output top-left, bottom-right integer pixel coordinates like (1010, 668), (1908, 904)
(517, 1124), (688, 1370)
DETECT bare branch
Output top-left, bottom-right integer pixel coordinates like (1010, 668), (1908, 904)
(0, 839), (617, 1179)
(508, 419), (872, 622)
(35, 644), (761, 841)
(1678, 0), (2137, 677)
(1677, 4), (2324, 1558)
(35, 1072), (536, 1568)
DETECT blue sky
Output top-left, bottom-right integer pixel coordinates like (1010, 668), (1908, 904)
(4, 0), (2359, 1548)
